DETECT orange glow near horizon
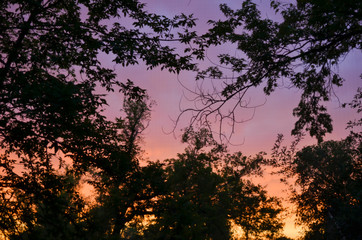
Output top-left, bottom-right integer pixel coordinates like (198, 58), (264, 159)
(109, 4), (362, 237)
(1, 0), (361, 239)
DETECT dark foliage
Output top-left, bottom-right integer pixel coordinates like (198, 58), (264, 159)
(272, 132), (362, 239)
(181, 0), (361, 142)
(0, 0), (197, 238)
(1, 0), (360, 239)
(143, 128), (284, 240)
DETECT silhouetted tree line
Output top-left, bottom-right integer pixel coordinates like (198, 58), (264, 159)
(1, 0), (361, 239)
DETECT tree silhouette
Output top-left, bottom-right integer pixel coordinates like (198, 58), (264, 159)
(0, 0), (199, 239)
(0, 0), (197, 171)
(271, 132), (362, 239)
(181, 0), (361, 142)
(0, 0), (199, 238)
(144, 128), (285, 240)
(293, 140), (361, 239)
(270, 91), (362, 239)
(221, 153), (284, 239)
(0, 157), (87, 239)
(85, 93), (161, 239)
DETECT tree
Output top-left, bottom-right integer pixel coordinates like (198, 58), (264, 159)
(271, 134), (362, 239)
(294, 140), (361, 239)
(144, 129), (230, 240)
(0, 0), (198, 238)
(144, 128), (285, 240)
(270, 89), (362, 239)
(0, 0), (197, 170)
(117, 91), (154, 158)
(220, 152), (284, 240)
(86, 93), (161, 239)
(181, 0), (361, 142)
(0, 155), (88, 239)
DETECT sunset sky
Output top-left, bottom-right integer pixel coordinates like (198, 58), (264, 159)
(1, 1), (360, 239)
(97, 0), (361, 238)
(100, 0), (361, 159)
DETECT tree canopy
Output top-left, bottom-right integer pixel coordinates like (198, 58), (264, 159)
(293, 140), (361, 239)
(143, 128), (284, 240)
(271, 113), (362, 240)
(0, 0), (196, 238)
(0, 0), (198, 165)
(182, 0), (361, 142)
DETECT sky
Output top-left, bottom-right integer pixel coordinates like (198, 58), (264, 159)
(100, 0), (361, 159)
(99, 0), (361, 238)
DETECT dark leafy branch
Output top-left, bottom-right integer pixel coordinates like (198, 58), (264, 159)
(177, 0), (361, 142)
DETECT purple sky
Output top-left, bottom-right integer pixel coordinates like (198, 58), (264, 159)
(100, 0), (361, 159)
(99, 1), (361, 237)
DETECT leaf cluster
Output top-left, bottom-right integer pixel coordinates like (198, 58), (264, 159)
(187, 0), (361, 142)
(271, 132), (362, 239)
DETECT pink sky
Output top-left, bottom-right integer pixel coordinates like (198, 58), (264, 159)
(101, 0), (361, 159)
(99, 1), (361, 238)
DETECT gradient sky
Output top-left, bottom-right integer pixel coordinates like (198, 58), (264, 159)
(99, 1), (361, 238)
